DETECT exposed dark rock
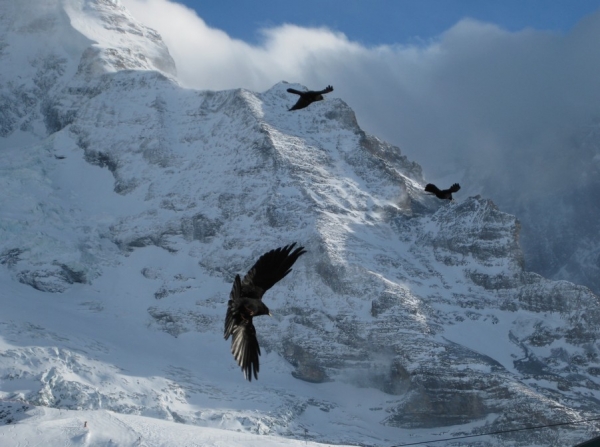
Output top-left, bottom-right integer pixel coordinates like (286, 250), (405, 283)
(0, 248), (24, 268)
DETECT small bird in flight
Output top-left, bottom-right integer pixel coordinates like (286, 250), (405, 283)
(424, 183), (461, 201)
(287, 85), (334, 111)
(224, 243), (306, 381)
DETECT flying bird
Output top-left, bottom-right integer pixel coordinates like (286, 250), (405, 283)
(224, 243), (306, 381)
(424, 183), (461, 201)
(287, 85), (334, 111)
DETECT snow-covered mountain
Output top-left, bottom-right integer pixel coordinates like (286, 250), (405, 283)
(1, 1), (600, 446)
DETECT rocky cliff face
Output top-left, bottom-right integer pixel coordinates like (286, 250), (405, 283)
(513, 169), (600, 297)
(1, 1), (600, 446)
(468, 118), (600, 297)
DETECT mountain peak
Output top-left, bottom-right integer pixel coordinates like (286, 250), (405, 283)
(65, 0), (177, 78)
(1, 0), (175, 81)
(0, 0), (176, 139)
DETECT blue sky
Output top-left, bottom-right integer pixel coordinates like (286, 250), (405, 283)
(175, 0), (600, 45)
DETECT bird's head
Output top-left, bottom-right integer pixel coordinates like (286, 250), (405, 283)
(243, 300), (271, 317)
(255, 301), (271, 317)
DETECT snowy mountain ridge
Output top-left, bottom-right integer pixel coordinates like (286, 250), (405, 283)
(1, 1), (600, 446)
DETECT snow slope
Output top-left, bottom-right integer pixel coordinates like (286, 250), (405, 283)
(0, 405), (351, 447)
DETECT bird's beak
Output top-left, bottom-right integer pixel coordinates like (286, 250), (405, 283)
(268, 312), (272, 317)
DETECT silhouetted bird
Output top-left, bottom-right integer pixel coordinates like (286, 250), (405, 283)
(287, 85), (334, 111)
(425, 183), (461, 201)
(224, 243), (306, 381)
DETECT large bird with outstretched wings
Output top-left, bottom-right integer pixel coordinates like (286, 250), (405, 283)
(424, 183), (461, 201)
(224, 243), (306, 381)
(287, 85), (334, 111)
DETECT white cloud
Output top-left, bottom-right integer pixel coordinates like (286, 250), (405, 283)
(121, 0), (600, 204)
(120, 0), (363, 90)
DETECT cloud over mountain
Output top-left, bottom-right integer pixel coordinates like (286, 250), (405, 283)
(122, 0), (600, 291)
(122, 0), (600, 188)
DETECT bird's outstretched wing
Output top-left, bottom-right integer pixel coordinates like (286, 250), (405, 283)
(286, 88), (304, 95)
(240, 243), (306, 299)
(448, 183), (461, 193)
(424, 183), (441, 195)
(224, 274), (261, 381)
(316, 85), (334, 95)
(224, 274), (242, 339)
(230, 318), (261, 381)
